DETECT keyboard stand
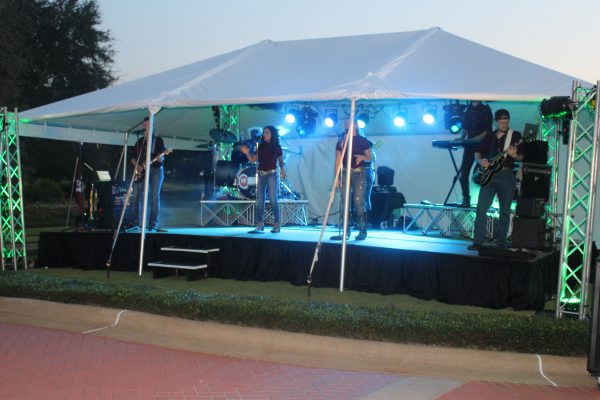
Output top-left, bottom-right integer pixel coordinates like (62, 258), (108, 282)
(441, 145), (464, 206)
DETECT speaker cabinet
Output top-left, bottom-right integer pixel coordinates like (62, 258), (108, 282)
(512, 217), (546, 249)
(516, 198), (546, 218)
(376, 166), (395, 186)
(522, 140), (549, 164)
(94, 180), (114, 230)
(369, 191), (406, 228)
(520, 163), (551, 201)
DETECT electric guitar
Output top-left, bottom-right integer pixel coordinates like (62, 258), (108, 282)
(133, 149), (172, 182)
(471, 132), (535, 187)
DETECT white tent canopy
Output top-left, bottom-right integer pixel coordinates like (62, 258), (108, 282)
(20, 27), (584, 140)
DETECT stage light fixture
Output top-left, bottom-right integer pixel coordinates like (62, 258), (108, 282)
(285, 111), (297, 124)
(443, 102), (466, 134)
(541, 96), (573, 119)
(323, 110), (338, 128)
(296, 107), (317, 137)
(393, 110), (407, 128)
(422, 106), (436, 125)
(356, 113), (369, 129)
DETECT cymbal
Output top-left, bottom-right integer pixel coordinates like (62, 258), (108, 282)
(209, 128), (237, 144)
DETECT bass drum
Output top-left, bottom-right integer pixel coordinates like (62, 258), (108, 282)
(215, 160), (240, 187)
(236, 166), (257, 199)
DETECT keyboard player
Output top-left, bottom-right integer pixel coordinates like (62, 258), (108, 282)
(455, 101), (492, 207)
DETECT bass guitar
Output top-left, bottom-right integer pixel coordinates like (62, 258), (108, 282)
(133, 149), (172, 182)
(471, 132), (535, 187)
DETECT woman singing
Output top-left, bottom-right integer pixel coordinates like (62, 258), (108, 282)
(241, 125), (286, 233)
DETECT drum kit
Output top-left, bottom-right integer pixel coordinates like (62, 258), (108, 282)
(207, 128), (299, 200)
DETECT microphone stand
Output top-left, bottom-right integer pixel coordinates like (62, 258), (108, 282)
(105, 131), (147, 279)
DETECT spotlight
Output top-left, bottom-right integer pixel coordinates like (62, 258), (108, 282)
(541, 96), (572, 119)
(356, 113), (369, 129)
(443, 102), (466, 134)
(285, 111), (297, 124)
(393, 110), (407, 128)
(297, 107), (317, 137)
(323, 110), (338, 128)
(422, 106), (436, 125)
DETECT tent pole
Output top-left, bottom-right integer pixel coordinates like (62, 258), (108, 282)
(137, 112), (155, 277)
(339, 99), (357, 292)
(123, 131), (128, 181)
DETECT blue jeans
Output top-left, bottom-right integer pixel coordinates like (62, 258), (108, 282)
(340, 169), (367, 229)
(257, 171), (279, 224)
(473, 168), (515, 247)
(363, 166), (375, 212)
(132, 166), (164, 228)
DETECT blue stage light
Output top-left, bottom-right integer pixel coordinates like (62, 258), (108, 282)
(285, 112), (296, 124)
(393, 112), (407, 128)
(443, 102), (466, 134)
(323, 110), (337, 128)
(449, 118), (462, 133)
(356, 113), (369, 129)
(296, 107), (318, 137)
(422, 106), (436, 125)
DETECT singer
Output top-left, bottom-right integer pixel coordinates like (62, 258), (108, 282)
(241, 125), (285, 233)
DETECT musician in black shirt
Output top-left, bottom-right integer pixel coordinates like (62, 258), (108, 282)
(457, 101), (492, 207)
(130, 116), (166, 231)
(468, 109), (523, 250)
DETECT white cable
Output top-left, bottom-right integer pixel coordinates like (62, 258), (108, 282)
(82, 309), (127, 334)
(535, 354), (558, 386)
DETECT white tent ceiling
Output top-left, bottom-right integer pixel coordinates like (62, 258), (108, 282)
(20, 27), (585, 142)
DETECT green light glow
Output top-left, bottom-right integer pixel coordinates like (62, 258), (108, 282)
(560, 296), (581, 304)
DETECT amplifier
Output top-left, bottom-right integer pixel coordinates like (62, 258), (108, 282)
(520, 163), (551, 201)
(372, 185), (397, 194)
(516, 198), (546, 218)
(522, 140), (549, 164)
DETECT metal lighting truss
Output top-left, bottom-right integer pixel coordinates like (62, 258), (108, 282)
(220, 105), (239, 137)
(0, 108), (27, 270)
(541, 118), (563, 242)
(218, 105), (239, 161)
(556, 82), (600, 319)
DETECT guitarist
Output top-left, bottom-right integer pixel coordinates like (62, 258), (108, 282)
(130, 116), (166, 231)
(468, 109), (523, 250)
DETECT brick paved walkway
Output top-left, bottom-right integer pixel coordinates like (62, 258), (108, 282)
(1, 321), (600, 400)
(0, 322), (398, 400)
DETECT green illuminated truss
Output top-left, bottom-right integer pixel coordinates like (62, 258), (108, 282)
(556, 83), (600, 319)
(220, 105), (239, 137)
(0, 108), (27, 270)
(540, 119), (562, 242)
(218, 105), (240, 161)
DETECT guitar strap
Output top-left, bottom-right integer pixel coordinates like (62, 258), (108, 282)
(503, 129), (514, 152)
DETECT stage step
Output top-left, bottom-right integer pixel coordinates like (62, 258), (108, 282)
(150, 247), (219, 281)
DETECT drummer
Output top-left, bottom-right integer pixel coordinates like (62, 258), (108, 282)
(231, 128), (261, 167)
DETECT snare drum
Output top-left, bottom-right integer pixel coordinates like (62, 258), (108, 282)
(236, 166), (256, 199)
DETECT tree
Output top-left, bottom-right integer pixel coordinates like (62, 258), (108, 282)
(0, 0), (116, 110)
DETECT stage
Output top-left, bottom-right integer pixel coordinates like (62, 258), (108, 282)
(35, 226), (558, 311)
